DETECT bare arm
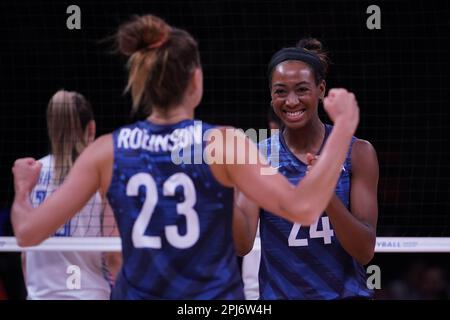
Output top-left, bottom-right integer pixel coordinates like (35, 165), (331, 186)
(317, 140), (379, 265)
(229, 89), (359, 253)
(102, 201), (122, 283)
(233, 189), (259, 256)
(11, 135), (113, 247)
(229, 126), (351, 253)
(231, 123), (353, 225)
(213, 89), (358, 228)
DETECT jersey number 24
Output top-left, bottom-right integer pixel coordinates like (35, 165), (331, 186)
(288, 217), (334, 247)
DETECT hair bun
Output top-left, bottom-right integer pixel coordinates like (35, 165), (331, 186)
(117, 15), (170, 56)
(296, 37), (330, 77)
(296, 37), (323, 52)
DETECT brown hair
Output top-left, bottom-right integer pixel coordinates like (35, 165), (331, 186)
(296, 37), (331, 83)
(47, 90), (94, 183)
(116, 15), (201, 116)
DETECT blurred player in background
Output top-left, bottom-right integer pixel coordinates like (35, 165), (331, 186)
(11, 15), (359, 299)
(23, 90), (120, 299)
(234, 38), (379, 299)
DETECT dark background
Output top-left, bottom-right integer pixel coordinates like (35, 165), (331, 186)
(0, 0), (450, 300)
(0, 0), (449, 236)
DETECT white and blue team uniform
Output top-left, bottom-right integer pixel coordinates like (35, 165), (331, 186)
(258, 124), (373, 299)
(27, 155), (112, 300)
(107, 119), (244, 299)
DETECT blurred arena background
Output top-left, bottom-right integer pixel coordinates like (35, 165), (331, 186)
(0, 0), (449, 299)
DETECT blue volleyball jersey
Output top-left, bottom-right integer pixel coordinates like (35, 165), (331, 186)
(107, 119), (243, 299)
(258, 124), (373, 299)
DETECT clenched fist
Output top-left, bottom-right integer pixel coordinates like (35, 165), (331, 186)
(323, 88), (359, 135)
(12, 158), (42, 195)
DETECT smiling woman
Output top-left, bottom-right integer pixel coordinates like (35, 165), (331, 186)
(10, 16), (360, 300)
(268, 39), (328, 137)
(234, 38), (379, 299)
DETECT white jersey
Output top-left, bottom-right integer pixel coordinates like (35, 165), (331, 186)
(25, 155), (112, 300)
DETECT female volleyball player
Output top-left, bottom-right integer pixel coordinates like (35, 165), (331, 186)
(234, 38), (379, 299)
(12, 16), (360, 299)
(23, 90), (120, 299)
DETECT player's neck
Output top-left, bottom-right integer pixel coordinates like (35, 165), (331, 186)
(147, 104), (194, 125)
(283, 116), (325, 155)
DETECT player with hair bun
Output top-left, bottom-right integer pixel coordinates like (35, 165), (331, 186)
(12, 17), (360, 299)
(235, 38), (379, 300)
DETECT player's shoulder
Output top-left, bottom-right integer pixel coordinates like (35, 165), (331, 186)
(37, 154), (52, 164)
(115, 120), (144, 131)
(94, 133), (113, 146)
(87, 134), (114, 162)
(351, 139), (378, 172)
(352, 139), (376, 157)
(198, 119), (217, 131)
(37, 154), (53, 172)
(205, 125), (248, 145)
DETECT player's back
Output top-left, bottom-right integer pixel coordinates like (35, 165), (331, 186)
(107, 119), (243, 299)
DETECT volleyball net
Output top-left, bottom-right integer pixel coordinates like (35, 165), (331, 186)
(1, 1), (449, 253)
(1, 237), (450, 253)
